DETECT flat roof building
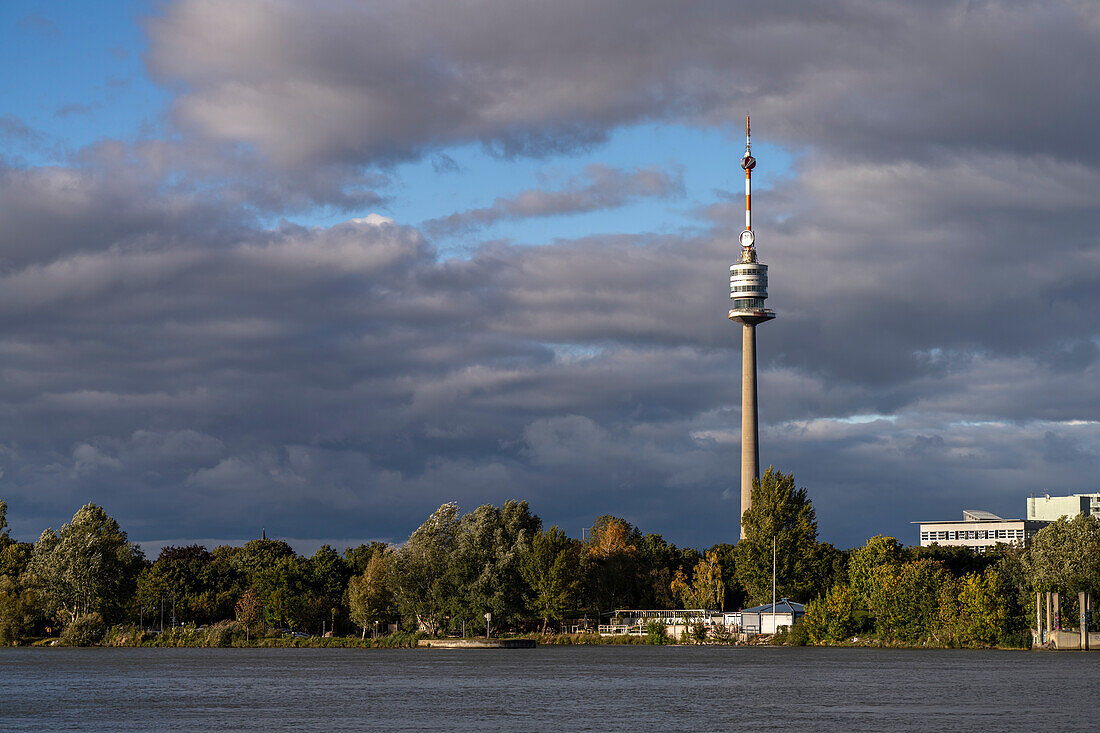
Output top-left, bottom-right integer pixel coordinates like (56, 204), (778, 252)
(1027, 493), (1100, 522)
(733, 598), (805, 635)
(914, 510), (1047, 553)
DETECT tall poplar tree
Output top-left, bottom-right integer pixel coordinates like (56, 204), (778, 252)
(734, 467), (819, 604)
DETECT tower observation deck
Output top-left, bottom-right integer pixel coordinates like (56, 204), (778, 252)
(729, 116), (774, 539)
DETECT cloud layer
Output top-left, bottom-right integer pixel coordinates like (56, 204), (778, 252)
(2, 0), (1098, 551)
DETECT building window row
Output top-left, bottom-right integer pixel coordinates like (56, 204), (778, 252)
(921, 528), (1024, 542)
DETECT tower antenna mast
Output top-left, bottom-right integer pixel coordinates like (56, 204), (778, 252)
(745, 115), (752, 234)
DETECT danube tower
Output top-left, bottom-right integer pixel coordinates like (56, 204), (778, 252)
(728, 116), (775, 538)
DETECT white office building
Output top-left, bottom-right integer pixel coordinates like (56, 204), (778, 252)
(1027, 493), (1100, 522)
(914, 510), (1047, 552)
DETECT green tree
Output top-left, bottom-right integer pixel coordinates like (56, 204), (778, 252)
(390, 502), (461, 635)
(447, 500), (541, 633)
(987, 544), (1030, 641)
(0, 574), (38, 644)
(692, 550), (725, 610)
(956, 568), (1007, 646)
(0, 503), (38, 643)
(909, 542), (998, 578)
(847, 535), (904, 611)
(804, 583), (857, 643)
(1025, 514), (1100, 595)
(706, 543), (744, 612)
(670, 549), (725, 610)
(146, 545), (217, 624)
(230, 538), (297, 589)
(809, 542), (848, 600)
(521, 526), (580, 634)
(348, 551), (391, 639)
(344, 541), (389, 575)
(310, 545), (350, 633)
(0, 499), (9, 549)
(634, 533), (679, 609)
(24, 504), (144, 624)
(133, 565), (171, 628)
(889, 559), (954, 642)
(583, 516), (642, 613)
(253, 554), (314, 630)
(389, 501), (541, 635)
(734, 467), (819, 604)
(934, 573), (961, 643)
(206, 545), (245, 618)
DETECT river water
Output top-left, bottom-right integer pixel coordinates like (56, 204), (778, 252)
(0, 645), (1091, 731)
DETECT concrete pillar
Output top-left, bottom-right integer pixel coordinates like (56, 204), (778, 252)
(739, 323), (759, 540)
(1080, 591), (1088, 651)
(1046, 592), (1053, 641)
(1054, 592), (1061, 630)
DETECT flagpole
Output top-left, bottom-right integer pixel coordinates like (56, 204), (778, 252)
(772, 536), (777, 634)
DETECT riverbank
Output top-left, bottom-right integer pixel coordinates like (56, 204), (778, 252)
(12, 621), (1028, 650)
(23, 622), (425, 649)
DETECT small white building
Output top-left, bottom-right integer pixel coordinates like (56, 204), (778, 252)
(733, 599), (805, 634)
(914, 510), (1047, 552)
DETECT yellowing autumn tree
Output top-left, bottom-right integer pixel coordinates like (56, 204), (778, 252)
(584, 516), (640, 612)
(670, 550), (725, 610)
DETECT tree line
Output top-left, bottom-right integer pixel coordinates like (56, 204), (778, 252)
(1, 467), (1096, 646)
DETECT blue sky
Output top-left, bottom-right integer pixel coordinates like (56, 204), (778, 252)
(1, 1), (792, 252)
(1, 1), (169, 157)
(1, 0), (1098, 553)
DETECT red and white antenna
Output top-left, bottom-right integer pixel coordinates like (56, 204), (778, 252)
(739, 115), (756, 248)
(742, 115), (755, 234)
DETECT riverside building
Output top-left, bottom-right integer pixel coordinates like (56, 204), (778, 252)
(914, 510), (1047, 553)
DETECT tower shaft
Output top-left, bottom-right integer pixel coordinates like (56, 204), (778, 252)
(740, 322), (759, 540)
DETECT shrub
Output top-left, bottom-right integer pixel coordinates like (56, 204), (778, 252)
(60, 613), (106, 647)
(102, 624), (150, 646)
(373, 631), (425, 648)
(784, 623), (810, 646)
(710, 623), (735, 645)
(645, 621), (669, 645)
(203, 620), (245, 647)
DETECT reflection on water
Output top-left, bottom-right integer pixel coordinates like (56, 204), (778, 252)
(0, 646), (1092, 731)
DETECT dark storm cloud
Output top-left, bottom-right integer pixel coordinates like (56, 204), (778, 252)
(3, 150), (1097, 548)
(147, 0), (1100, 170)
(4, 0), (1100, 550)
(425, 164), (684, 236)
